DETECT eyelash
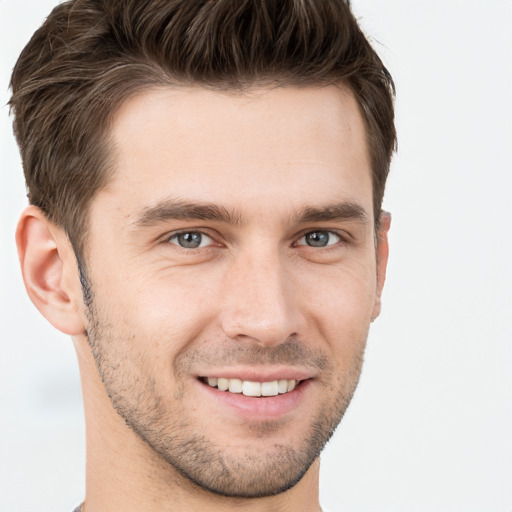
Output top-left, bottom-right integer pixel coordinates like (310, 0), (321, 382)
(295, 230), (343, 248)
(165, 230), (216, 249)
(163, 229), (347, 250)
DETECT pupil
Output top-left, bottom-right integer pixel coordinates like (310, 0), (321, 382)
(179, 232), (201, 248)
(306, 232), (329, 247)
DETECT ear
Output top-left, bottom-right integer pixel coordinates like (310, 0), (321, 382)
(371, 210), (391, 321)
(16, 205), (86, 335)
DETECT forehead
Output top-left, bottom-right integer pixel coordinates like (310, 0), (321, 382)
(97, 85), (372, 222)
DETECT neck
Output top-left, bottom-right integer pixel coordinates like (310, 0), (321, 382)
(75, 337), (322, 512)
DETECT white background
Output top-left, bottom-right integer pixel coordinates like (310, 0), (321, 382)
(1, 1), (511, 511)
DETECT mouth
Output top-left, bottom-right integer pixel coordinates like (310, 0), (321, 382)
(197, 373), (313, 419)
(200, 377), (301, 397)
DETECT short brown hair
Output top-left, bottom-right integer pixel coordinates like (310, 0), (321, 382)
(10, 0), (396, 257)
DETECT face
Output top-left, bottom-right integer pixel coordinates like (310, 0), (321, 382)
(81, 85), (386, 497)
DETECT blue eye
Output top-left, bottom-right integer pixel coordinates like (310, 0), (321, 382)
(169, 232), (213, 249)
(297, 231), (341, 248)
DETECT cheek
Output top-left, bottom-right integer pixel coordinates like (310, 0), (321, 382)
(88, 247), (377, 365)
(302, 257), (377, 322)
(298, 259), (377, 359)
(93, 264), (223, 354)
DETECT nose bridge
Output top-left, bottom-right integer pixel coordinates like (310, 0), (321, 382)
(220, 245), (301, 346)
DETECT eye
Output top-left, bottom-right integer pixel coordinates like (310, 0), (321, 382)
(296, 231), (341, 248)
(168, 231), (213, 249)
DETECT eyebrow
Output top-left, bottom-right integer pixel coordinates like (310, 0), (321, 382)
(293, 202), (369, 225)
(133, 198), (243, 227)
(132, 197), (368, 229)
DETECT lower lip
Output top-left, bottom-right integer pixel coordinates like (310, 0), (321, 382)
(197, 379), (312, 420)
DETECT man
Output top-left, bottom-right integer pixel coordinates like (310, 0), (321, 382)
(10, 0), (395, 510)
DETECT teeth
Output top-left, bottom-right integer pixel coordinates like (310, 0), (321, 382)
(228, 378), (243, 393)
(242, 381), (261, 397)
(218, 378), (229, 391)
(261, 380), (278, 396)
(278, 379), (288, 394)
(205, 377), (299, 397)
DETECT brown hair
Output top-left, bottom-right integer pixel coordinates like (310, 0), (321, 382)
(10, 0), (396, 258)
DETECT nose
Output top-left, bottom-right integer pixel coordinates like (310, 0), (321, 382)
(219, 249), (304, 347)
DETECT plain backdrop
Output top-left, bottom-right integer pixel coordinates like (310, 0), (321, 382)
(1, 1), (511, 511)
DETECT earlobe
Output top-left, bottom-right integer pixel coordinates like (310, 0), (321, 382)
(16, 206), (86, 335)
(371, 211), (391, 321)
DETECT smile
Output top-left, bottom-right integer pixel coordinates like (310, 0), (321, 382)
(202, 377), (299, 397)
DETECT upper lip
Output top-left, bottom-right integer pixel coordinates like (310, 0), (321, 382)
(196, 366), (314, 382)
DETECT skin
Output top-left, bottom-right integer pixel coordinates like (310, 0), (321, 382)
(16, 85), (390, 512)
